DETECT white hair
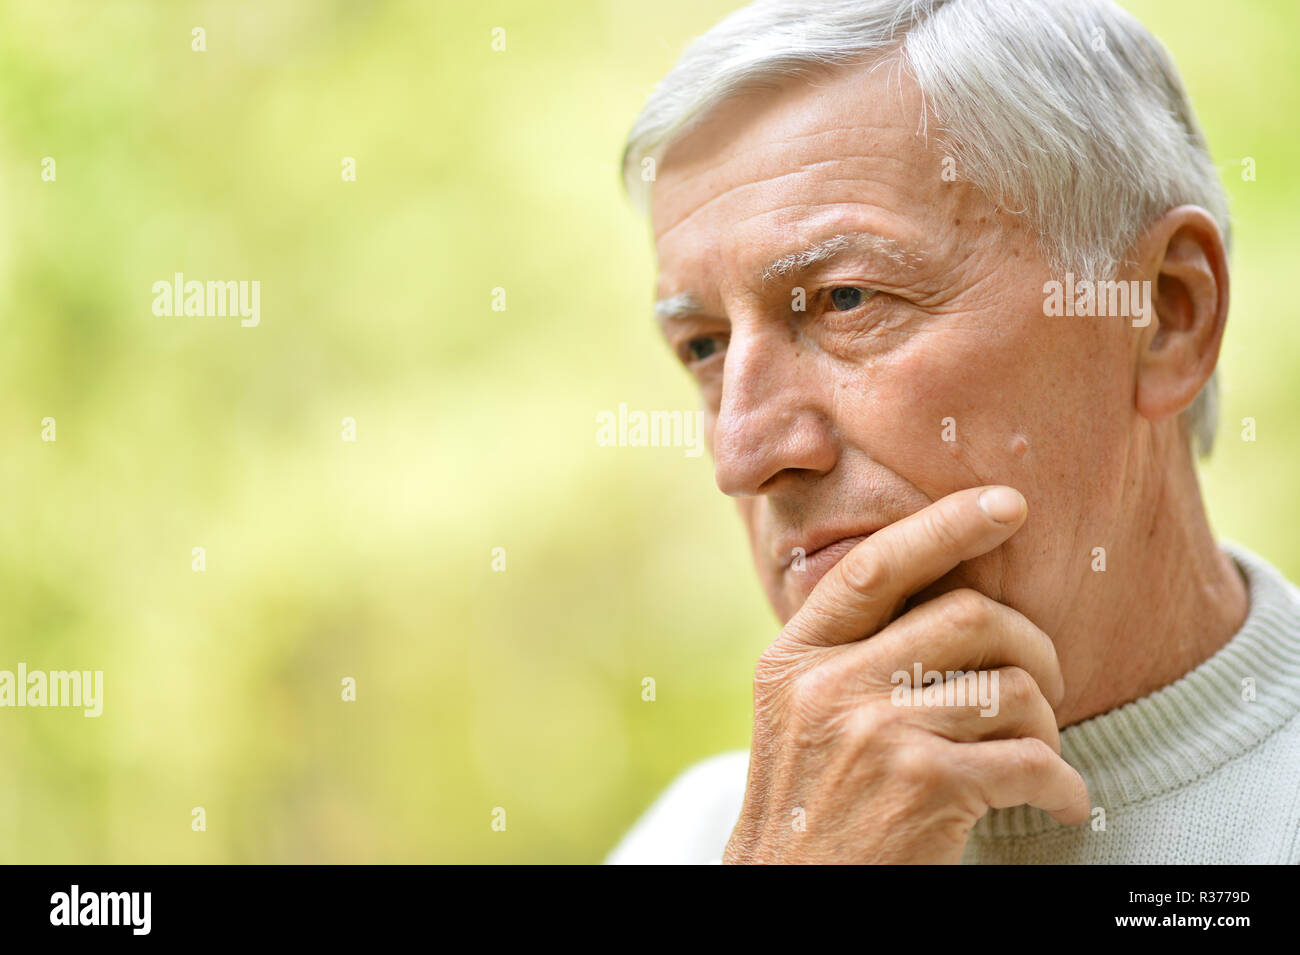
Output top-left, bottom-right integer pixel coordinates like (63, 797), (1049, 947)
(622, 0), (1228, 456)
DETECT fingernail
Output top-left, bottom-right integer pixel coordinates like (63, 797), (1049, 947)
(978, 487), (1025, 523)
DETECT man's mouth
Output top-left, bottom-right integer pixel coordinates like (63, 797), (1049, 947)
(781, 531), (878, 596)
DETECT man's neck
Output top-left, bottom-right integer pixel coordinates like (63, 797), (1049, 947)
(1055, 437), (1250, 729)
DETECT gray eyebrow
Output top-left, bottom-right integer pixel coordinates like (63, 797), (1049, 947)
(760, 232), (919, 284)
(652, 232), (921, 321)
(654, 291), (704, 322)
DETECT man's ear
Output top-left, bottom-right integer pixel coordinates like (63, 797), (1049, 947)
(1133, 205), (1229, 426)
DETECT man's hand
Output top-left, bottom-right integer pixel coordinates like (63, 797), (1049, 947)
(723, 486), (1090, 864)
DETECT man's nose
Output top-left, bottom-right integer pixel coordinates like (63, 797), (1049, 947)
(712, 326), (838, 497)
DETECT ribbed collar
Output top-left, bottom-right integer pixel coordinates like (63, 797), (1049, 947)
(971, 541), (1300, 839)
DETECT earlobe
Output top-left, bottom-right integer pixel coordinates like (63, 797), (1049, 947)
(1133, 207), (1229, 426)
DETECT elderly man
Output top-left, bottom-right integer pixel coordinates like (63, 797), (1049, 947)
(607, 0), (1300, 864)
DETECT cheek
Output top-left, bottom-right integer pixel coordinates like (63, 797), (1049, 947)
(835, 311), (1134, 613)
(834, 308), (1129, 507)
(835, 331), (1041, 494)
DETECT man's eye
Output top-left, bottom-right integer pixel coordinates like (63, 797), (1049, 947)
(828, 286), (876, 311)
(685, 337), (722, 362)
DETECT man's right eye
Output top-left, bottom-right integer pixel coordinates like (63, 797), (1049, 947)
(685, 336), (723, 363)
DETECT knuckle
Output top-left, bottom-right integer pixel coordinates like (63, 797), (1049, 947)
(998, 665), (1036, 705)
(1013, 737), (1056, 776)
(934, 810), (980, 844)
(784, 662), (853, 734)
(785, 667), (832, 719)
(889, 741), (944, 789)
(841, 701), (894, 748)
(838, 547), (892, 601)
(939, 587), (994, 632)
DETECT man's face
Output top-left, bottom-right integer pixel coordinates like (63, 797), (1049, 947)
(650, 60), (1139, 633)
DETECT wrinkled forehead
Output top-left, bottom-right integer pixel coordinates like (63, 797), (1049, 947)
(648, 62), (970, 292)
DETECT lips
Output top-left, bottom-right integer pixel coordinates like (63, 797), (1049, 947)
(778, 527), (878, 568)
(781, 531), (878, 596)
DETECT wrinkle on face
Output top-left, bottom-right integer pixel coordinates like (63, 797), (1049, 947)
(650, 59), (1140, 633)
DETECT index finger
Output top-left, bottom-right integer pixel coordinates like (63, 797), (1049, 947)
(783, 485), (1027, 648)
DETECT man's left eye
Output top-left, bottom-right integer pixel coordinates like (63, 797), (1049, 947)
(828, 287), (876, 311)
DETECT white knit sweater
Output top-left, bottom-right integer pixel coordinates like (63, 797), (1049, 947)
(606, 542), (1300, 864)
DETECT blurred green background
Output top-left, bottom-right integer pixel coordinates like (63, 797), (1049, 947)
(0, 0), (1294, 863)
